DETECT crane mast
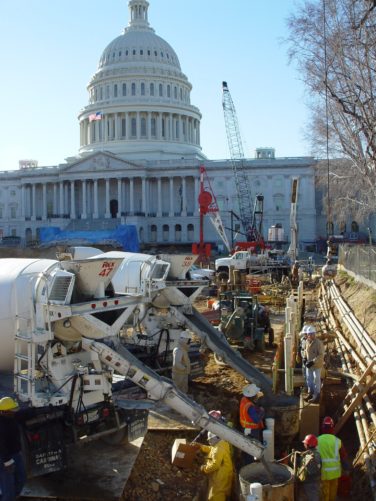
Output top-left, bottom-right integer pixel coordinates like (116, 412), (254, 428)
(222, 81), (258, 241)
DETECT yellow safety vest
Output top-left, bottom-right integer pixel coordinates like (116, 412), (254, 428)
(318, 434), (341, 480)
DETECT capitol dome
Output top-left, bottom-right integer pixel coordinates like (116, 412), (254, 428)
(78, 0), (203, 160)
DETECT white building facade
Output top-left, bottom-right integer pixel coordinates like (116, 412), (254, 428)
(0, 0), (317, 249)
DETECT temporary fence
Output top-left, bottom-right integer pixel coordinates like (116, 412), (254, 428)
(339, 243), (376, 283)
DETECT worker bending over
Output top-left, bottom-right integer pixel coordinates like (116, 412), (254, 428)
(194, 432), (234, 501)
(297, 434), (322, 501)
(172, 330), (191, 393)
(0, 397), (26, 501)
(318, 416), (350, 501)
(303, 325), (324, 403)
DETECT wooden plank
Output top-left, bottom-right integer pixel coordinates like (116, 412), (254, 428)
(334, 360), (376, 434)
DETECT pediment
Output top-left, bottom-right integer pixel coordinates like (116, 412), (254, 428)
(61, 152), (142, 174)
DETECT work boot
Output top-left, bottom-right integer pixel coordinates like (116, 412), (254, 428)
(304, 393), (313, 401)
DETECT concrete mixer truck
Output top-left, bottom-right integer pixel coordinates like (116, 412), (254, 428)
(0, 252), (269, 479)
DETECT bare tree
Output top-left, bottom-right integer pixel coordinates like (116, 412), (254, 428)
(287, 0), (376, 224)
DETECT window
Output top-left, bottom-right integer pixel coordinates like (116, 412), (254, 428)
(147, 50), (151, 56)
(132, 49), (136, 55)
(10, 207), (16, 219)
(174, 86), (177, 99)
(114, 84), (118, 97)
(100, 87), (103, 100)
(140, 49), (143, 55)
(154, 50), (157, 56)
(105, 86), (109, 99)
(175, 224), (182, 242)
(131, 83), (136, 96)
(163, 224), (169, 242)
(131, 118), (137, 137)
(167, 85), (171, 97)
(141, 117), (146, 137)
(175, 121), (179, 139)
(162, 118), (165, 138)
(122, 83), (127, 96)
(141, 83), (145, 95)
(151, 118), (156, 137)
(121, 118), (126, 138)
(180, 88), (182, 100)
(150, 83), (154, 96)
(159, 84), (163, 96)
(351, 221), (359, 232)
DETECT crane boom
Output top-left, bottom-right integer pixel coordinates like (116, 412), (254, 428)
(222, 81), (262, 242)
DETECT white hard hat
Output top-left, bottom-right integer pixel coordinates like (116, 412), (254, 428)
(179, 330), (191, 340)
(243, 383), (261, 398)
(306, 325), (316, 335)
(299, 325), (308, 337)
(207, 432), (220, 445)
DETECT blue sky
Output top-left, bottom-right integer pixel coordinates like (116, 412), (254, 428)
(0, 0), (309, 170)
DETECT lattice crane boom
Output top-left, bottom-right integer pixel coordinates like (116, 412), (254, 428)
(222, 81), (259, 241)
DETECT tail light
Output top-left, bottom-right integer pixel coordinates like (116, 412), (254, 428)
(102, 407), (110, 418)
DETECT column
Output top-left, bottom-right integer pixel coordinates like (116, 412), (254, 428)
(194, 176), (200, 216)
(20, 185), (25, 219)
(59, 181), (64, 216)
(105, 178), (110, 218)
(169, 178), (174, 216)
(31, 184), (36, 221)
(114, 113), (119, 140)
(42, 183), (47, 220)
(182, 177), (187, 216)
(81, 180), (87, 219)
(157, 178), (162, 217)
(70, 181), (76, 219)
(158, 113), (163, 140)
(126, 113), (131, 140)
(117, 178), (122, 218)
(93, 179), (98, 218)
(130, 178), (134, 214)
(141, 178), (146, 214)
(53, 183), (57, 216)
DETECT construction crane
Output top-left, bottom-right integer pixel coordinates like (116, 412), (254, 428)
(222, 81), (264, 245)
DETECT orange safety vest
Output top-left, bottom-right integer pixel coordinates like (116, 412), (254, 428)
(239, 396), (264, 430)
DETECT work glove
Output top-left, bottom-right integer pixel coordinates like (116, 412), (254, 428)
(306, 361), (314, 369)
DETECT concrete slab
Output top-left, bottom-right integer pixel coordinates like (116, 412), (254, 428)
(21, 436), (144, 501)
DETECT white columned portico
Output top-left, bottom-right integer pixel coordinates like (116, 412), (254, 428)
(93, 179), (99, 218)
(105, 179), (110, 218)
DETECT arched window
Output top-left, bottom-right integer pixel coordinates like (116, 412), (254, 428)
(141, 117), (146, 137)
(351, 221), (359, 232)
(131, 118), (137, 137)
(175, 224), (182, 242)
(141, 83), (145, 96)
(151, 118), (156, 137)
(339, 221), (347, 234)
(167, 85), (171, 97)
(187, 224), (194, 240)
(121, 118), (126, 138)
(122, 83), (127, 96)
(163, 224), (169, 242)
(159, 84), (163, 96)
(131, 83), (136, 96)
(114, 84), (118, 97)
(150, 83), (155, 96)
(150, 224), (157, 242)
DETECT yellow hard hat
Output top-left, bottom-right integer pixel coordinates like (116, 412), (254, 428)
(0, 397), (19, 412)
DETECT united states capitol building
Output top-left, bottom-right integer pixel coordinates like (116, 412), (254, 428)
(0, 0), (317, 250)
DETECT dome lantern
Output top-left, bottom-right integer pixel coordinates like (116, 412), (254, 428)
(127, 0), (152, 32)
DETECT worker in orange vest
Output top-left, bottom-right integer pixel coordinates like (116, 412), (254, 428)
(239, 383), (265, 465)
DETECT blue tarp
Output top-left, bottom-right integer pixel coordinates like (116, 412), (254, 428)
(39, 225), (139, 252)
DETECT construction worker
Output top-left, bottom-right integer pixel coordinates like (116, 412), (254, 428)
(195, 431), (234, 501)
(239, 383), (264, 440)
(291, 260), (300, 286)
(0, 397), (26, 501)
(318, 416), (350, 501)
(303, 325), (324, 403)
(172, 330), (191, 393)
(297, 325), (309, 386)
(297, 434), (322, 501)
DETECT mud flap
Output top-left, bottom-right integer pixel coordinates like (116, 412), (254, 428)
(127, 410), (148, 441)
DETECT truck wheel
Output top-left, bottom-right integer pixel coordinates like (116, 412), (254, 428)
(217, 271), (229, 282)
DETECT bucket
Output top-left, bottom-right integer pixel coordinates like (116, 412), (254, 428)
(239, 462), (294, 501)
(267, 403), (299, 445)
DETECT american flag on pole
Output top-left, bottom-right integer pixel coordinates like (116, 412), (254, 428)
(89, 112), (103, 122)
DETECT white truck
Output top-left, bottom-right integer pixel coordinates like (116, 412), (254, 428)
(0, 250), (274, 478)
(215, 250), (290, 281)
